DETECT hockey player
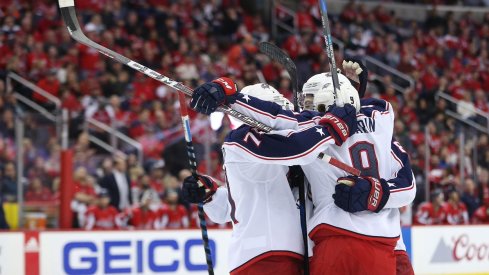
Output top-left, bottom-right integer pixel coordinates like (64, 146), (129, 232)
(185, 81), (358, 275)
(189, 69), (415, 274)
(308, 61), (416, 275)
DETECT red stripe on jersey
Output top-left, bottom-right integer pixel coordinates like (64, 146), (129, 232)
(391, 151), (403, 168)
(224, 136), (333, 161)
(390, 178), (415, 193)
(235, 101), (298, 122)
(230, 251), (303, 274)
(309, 223), (399, 247)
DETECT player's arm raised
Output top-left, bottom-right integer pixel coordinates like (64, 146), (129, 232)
(191, 78), (306, 130)
(223, 104), (357, 166)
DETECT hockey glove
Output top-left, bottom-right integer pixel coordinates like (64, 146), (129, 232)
(287, 165), (305, 189)
(342, 58), (368, 98)
(318, 104), (357, 146)
(190, 77), (241, 115)
(333, 176), (390, 213)
(181, 174), (219, 204)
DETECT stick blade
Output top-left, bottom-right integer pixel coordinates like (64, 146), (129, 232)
(259, 42), (297, 80)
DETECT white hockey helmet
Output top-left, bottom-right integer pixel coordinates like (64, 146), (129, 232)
(240, 83), (293, 110)
(302, 72), (360, 113)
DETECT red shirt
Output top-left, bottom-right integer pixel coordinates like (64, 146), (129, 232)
(157, 204), (189, 229)
(25, 187), (53, 202)
(34, 78), (60, 103)
(77, 44), (101, 71)
(415, 202), (446, 225)
(129, 207), (157, 229)
(85, 206), (120, 230)
(472, 206), (489, 224)
(74, 182), (96, 197)
(444, 202), (469, 225)
(409, 131), (424, 147)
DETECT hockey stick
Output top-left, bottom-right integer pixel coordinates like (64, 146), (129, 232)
(317, 0), (343, 107)
(177, 92), (214, 274)
(259, 42), (300, 111)
(57, 1), (359, 177)
(57, 0), (272, 133)
(259, 41), (309, 275)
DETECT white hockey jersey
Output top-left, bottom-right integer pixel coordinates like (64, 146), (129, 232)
(226, 96), (415, 246)
(213, 120), (340, 272)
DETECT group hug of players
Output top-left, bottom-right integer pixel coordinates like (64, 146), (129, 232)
(180, 58), (416, 275)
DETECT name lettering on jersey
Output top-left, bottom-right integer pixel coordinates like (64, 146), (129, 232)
(356, 117), (375, 134)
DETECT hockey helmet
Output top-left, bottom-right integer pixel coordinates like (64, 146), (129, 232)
(302, 72), (360, 113)
(240, 83), (293, 110)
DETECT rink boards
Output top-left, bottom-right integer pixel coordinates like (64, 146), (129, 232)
(0, 226), (488, 275)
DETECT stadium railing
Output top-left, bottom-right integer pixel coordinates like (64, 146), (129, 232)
(437, 92), (489, 133)
(328, 0), (489, 21)
(83, 117), (143, 166)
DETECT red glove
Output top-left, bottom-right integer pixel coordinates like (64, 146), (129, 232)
(318, 104), (357, 146)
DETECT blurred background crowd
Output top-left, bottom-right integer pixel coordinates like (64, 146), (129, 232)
(0, 0), (489, 230)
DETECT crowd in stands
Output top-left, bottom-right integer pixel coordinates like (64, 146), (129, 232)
(0, 0), (489, 229)
(376, 0), (489, 6)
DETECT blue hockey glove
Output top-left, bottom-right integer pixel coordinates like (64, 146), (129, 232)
(181, 174), (219, 204)
(333, 176), (390, 213)
(190, 77), (241, 115)
(318, 104), (357, 146)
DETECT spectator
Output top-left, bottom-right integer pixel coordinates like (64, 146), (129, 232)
(1, 162), (17, 202)
(472, 202), (489, 224)
(415, 189), (447, 225)
(34, 69), (60, 105)
(131, 174), (160, 210)
(478, 169), (489, 204)
(461, 178), (480, 218)
(85, 190), (121, 230)
(127, 193), (158, 229)
(156, 189), (189, 229)
(71, 167), (97, 228)
(0, 108), (15, 139)
(444, 189), (469, 225)
(99, 157), (132, 211)
(25, 177), (52, 202)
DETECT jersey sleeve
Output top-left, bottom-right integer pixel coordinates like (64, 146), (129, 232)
(223, 125), (336, 166)
(230, 95), (317, 130)
(360, 98), (394, 124)
(384, 140), (416, 209)
(203, 187), (232, 224)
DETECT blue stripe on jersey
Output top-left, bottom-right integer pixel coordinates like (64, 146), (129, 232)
(389, 139), (415, 193)
(236, 95), (321, 125)
(224, 125), (333, 160)
(360, 98), (390, 117)
(236, 95), (298, 121)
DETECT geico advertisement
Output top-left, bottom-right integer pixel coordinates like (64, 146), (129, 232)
(40, 230), (231, 275)
(0, 233), (24, 275)
(412, 226), (489, 274)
